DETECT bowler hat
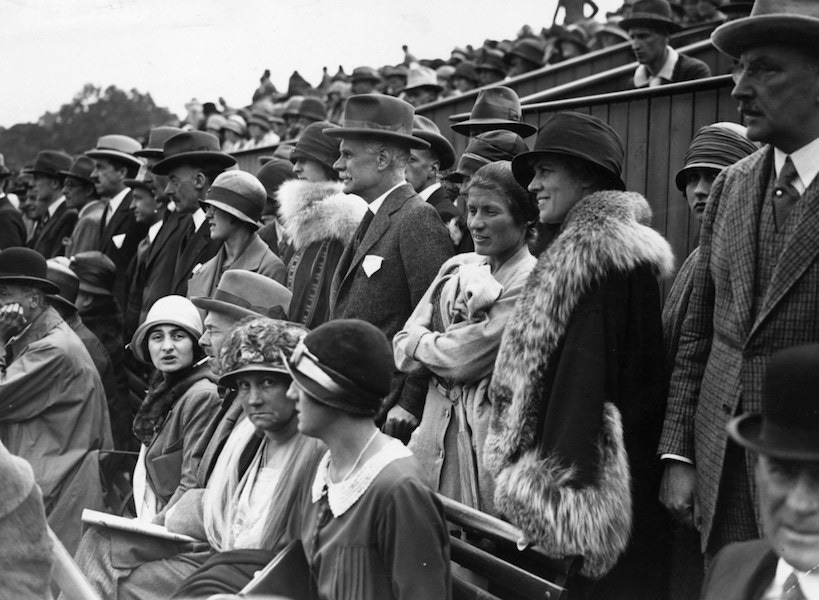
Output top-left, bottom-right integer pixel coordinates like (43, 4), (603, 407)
(27, 150), (73, 179)
(70, 251), (116, 296)
(712, 0), (819, 58)
(350, 66), (382, 84)
(130, 295), (203, 364)
(151, 131), (236, 176)
(297, 97), (327, 123)
(134, 126), (184, 159)
(283, 319), (392, 417)
(46, 259), (79, 311)
(457, 131), (529, 178)
(85, 135), (143, 169)
(450, 87), (537, 138)
(256, 158), (296, 202)
(59, 155), (96, 185)
(218, 318), (307, 388)
(0, 247), (59, 294)
(412, 116), (456, 170)
(729, 344), (819, 461)
(203, 171), (266, 228)
(620, 0), (683, 33)
(290, 121), (341, 170)
(505, 38), (547, 67)
(191, 269), (291, 321)
(403, 66), (444, 94)
(452, 61), (480, 84)
(674, 123), (758, 191)
(324, 95), (430, 150)
(512, 112), (626, 191)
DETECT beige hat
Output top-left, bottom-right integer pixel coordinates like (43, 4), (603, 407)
(130, 295), (204, 364)
(203, 171), (266, 229)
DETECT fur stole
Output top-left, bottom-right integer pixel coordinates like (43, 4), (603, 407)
(484, 190), (675, 578)
(277, 179), (367, 251)
(132, 363), (216, 446)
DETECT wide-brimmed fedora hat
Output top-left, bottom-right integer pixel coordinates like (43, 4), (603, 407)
(350, 66), (382, 84)
(323, 95), (430, 150)
(451, 87), (537, 138)
(0, 247), (59, 294)
(203, 171), (266, 229)
(27, 150), (73, 179)
(130, 295), (203, 364)
(151, 131), (236, 176)
(457, 130), (529, 178)
(297, 97), (327, 123)
(191, 269), (291, 321)
(620, 0), (683, 33)
(412, 116), (456, 170)
(59, 155), (96, 185)
(134, 126), (184, 159)
(85, 135), (143, 169)
(45, 258), (79, 311)
(729, 344), (819, 461)
(403, 66), (444, 94)
(290, 121), (341, 170)
(70, 251), (116, 296)
(674, 123), (758, 191)
(283, 319), (392, 417)
(712, 0), (819, 59)
(512, 112), (626, 191)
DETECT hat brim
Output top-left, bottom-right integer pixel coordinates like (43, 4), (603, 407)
(323, 128), (430, 149)
(512, 149), (627, 191)
(674, 163), (723, 192)
(59, 171), (94, 185)
(728, 414), (819, 462)
(190, 296), (288, 321)
(404, 83), (444, 94)
(47, 293), (77, 312)
(218, 362), (290, 388)
(620, 14), (681, 33)
(451, 119), (537, 138)
(202, 199), (260, 230)
(133, 148), (164, 159)
(413, 132), (456, 170)
(712, 16), (819, 59)
(151, 152), (236, 176)
(85, 150), (143, 169)
(0, 275), (59, 295)
(282, 354), (369, 415)
(290, 148), (334, 170)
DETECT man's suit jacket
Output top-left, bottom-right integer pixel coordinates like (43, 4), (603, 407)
(136, 211), (188, 322)
(30, 202), (77, 258)
(171, 221), (220, 296)
(660, 147), (819, 546)
(701, 540), (778, 600)
(330, 183), (453, 413)
(98, 190), (148, 309)
(0, 196), (25, 250)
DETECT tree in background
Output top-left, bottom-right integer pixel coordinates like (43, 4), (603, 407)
(0, 84), (177, 169)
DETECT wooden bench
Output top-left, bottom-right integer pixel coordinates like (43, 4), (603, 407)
(440, 495), (582, 600)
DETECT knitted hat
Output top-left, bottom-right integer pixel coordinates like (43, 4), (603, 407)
(191, 269), (292, 322)
(457, 131), (529, 178)
(130, 295), (203, 364)
(674, 123), (758, 191)
(0, 247), (59, 294)
(284, 319), (392, 417)
(203, 171), (266, 229)
(70, 251), (116, 296)
(290, 121), (342, 170)
(451, 86), (537, 138)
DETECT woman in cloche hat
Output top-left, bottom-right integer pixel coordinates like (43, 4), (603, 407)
(484, 112), (675, 599)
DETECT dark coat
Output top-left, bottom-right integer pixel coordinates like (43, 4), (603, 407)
(701, 540), (777, 600)
(141, 211), (188, 319)
(30, 201), (78, 258)
(426, 186), (460, 221)
(330, 183), (453, 415)
(632, 52), (712, 88)
(172, 219), (220, 296)
(0, 196), (25, 250)
(485, 191), (674, 596)
(98, 190), (149, 310)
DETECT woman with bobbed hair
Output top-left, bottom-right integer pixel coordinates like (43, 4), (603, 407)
(393, 160), (537, 512)
(484, 113), (674, 599)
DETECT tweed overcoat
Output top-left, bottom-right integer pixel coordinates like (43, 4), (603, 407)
(660, 147), (819, 548)
(329, 183), (453, 414)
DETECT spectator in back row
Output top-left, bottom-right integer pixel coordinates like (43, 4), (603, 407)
(27, 150), (75, 259)
(63, 156), (104, 257)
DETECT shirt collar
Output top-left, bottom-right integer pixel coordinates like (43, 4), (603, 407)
(107, 188), (130, 218)
(47, 195), (66, 218)
(774, 136), (819, 195)
(768, 558), (819, 600)
(192, 208), (207, 232)
(633, 47), (679, 88)
(147, 220), (163, 243)
(368, 181), (406, 215)
(417, 181), (441, 201)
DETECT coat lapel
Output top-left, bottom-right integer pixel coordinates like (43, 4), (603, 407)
(101, 191), (133, 241)
(145, 212), (183, 268)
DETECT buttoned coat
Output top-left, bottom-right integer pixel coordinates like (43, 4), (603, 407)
(329, 183), (453, 414)
(171, 221), (220, 296)
(700, 540), (777, 600)
(30, 201), (78, 258)
(0, 196), (25, 250)
(98, 190), (149, 308)
(660, 147), (819, 548)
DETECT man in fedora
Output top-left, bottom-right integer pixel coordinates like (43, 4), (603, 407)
(152, 130), (237, 296)
(505, 37), (547, 78)
(402, 66), (443, 108)
(621, 0), (711, 88)
(0, 247), (111, 553)
(450, 86), (537, 140)
(701, 344), (819, 599)
(660, 0), (819, 561)
(86, 134), (148, 311)
(475, 48), (508, 86)
(408, 115), (462, 229)
(0, 156), (24, 250)
(27, 149), (77, 258)
(62, 155), (104, 256)
(325, 94), (453, 440)
(350, 66), (382, 95)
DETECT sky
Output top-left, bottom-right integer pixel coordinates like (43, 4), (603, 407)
(1, 0), (623, 128)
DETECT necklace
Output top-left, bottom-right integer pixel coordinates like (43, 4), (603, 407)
(329, 429), (379, 484)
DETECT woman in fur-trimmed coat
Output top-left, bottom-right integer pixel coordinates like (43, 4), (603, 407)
(485, 113), (674, 600)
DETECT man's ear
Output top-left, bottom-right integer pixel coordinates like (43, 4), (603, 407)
(193, 171), (208, 191)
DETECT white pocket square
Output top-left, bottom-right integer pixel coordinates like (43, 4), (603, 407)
(112, 233), (126, 249)
(362, 255), (384, 277)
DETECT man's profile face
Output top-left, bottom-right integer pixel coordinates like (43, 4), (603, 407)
(758, 455), (819, 572)
(405, 148), (436, 193)
(333, 138), (381, 200)
(32, 174), (59, 205)
(199, 310), (235, 373)
(629, 27), (667, 66)
(91, 158), (125, 198)
(165, 166), (200, 214)
(732, 44), (819, 153)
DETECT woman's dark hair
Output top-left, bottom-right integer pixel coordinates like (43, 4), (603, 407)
(557, 154), (619, 193)
(464, 161), (538, 238)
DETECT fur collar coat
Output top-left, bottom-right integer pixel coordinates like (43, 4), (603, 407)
(484, 191), (674, 580)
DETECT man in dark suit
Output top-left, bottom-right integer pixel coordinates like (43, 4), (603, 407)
(151, 131), (236, 296)
(0, 159), (24, 250)
(407, 115), (460, 222)
(660, 0), (819, 561)
(702, 344), (819, 600)
(86, 135), (147, 312)
(326, 95), (453, 440)
(27, 150), (76, 258)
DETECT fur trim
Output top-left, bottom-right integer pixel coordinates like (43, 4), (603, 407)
(492, 402), (632, 579)
(277, 179), (367, 250)
(484, 191), (674, 473)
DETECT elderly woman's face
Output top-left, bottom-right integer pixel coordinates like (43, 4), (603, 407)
(235, 372), (296, 433)
(466, 187), (526, 263)
(528, 157), (587, 224)
(148, 325), (195, 373)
